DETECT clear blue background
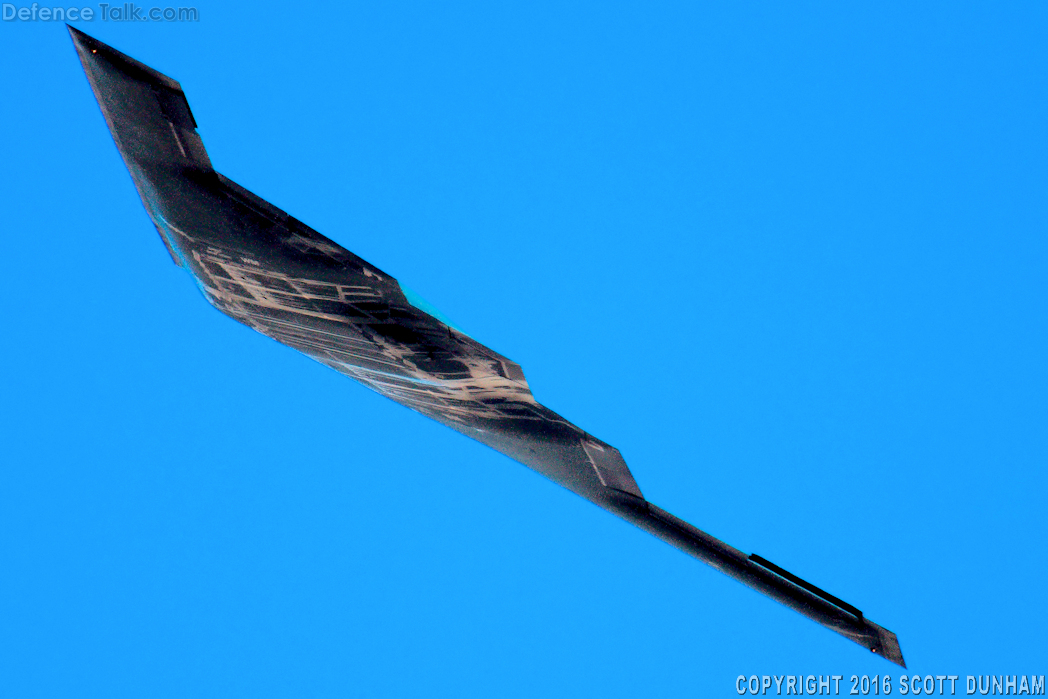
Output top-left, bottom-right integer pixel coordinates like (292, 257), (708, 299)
(2, 2), (1046, 696)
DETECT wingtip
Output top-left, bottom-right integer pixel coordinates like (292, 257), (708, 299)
(66, 25), (108, 70)
(66, 25), (183, 92)
(871, 623), (906, 668)
(66, 23), (92, 52)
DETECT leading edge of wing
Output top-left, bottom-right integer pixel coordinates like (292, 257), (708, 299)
(69, 27), (904, 667)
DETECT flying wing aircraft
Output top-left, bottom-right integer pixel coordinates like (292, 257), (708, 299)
(68, 25), (905, 667)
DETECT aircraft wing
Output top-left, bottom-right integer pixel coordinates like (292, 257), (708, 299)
(69, 26), (905, 667)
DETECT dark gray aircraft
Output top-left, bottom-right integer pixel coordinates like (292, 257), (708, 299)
(69, 26), (904, 667)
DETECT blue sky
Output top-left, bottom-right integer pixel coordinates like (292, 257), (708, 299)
(2, 2), (1046, 696)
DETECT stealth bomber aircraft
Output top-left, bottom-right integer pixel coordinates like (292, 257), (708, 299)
(68, 26), (905, 666)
